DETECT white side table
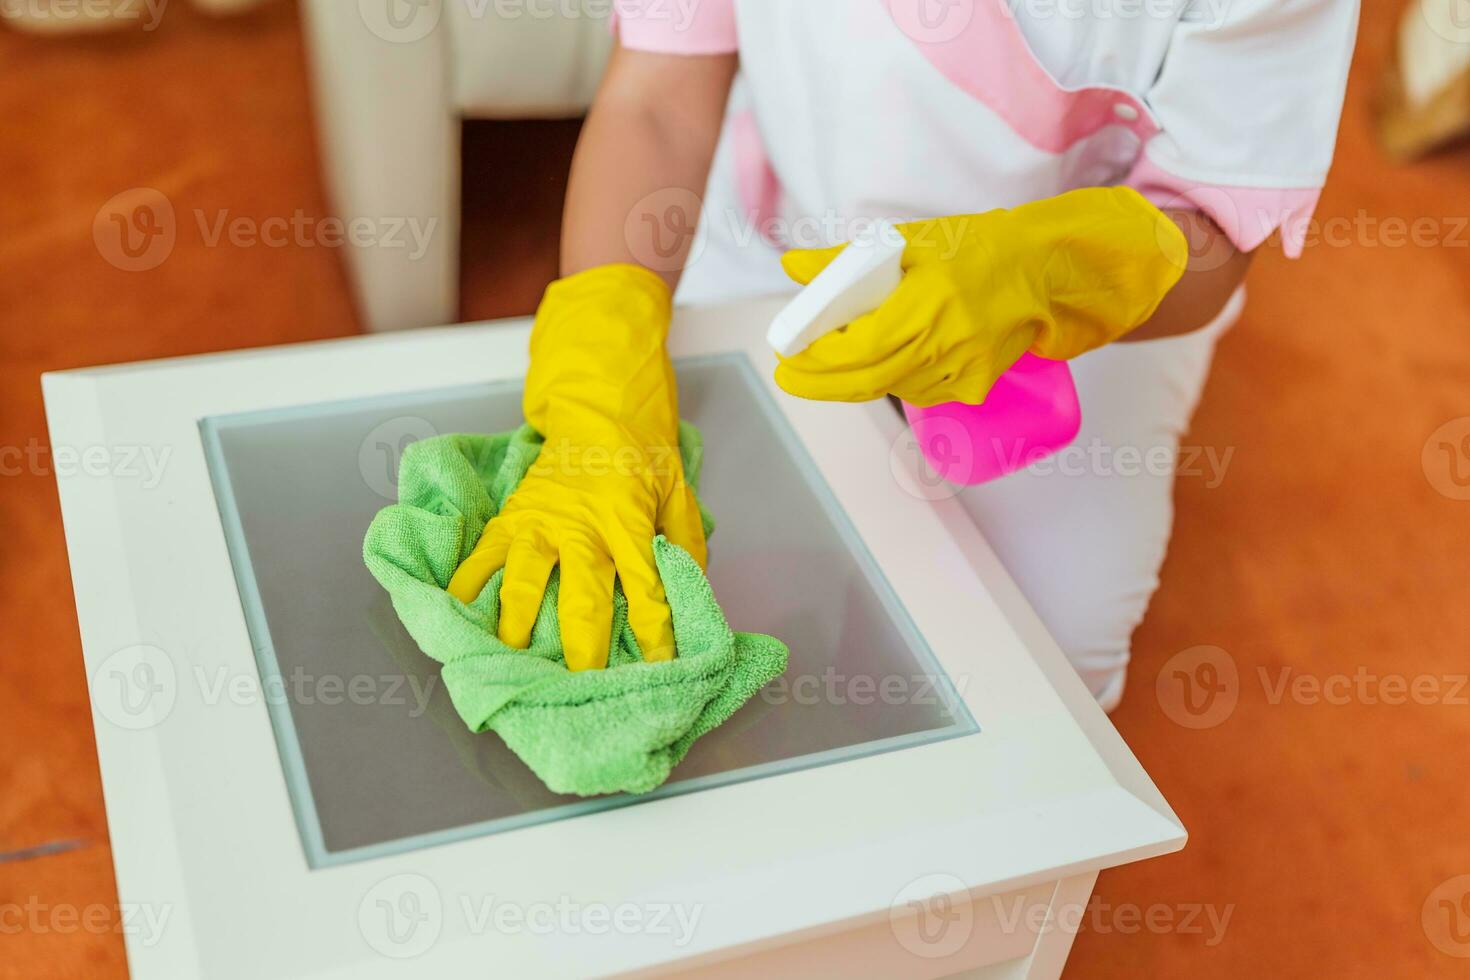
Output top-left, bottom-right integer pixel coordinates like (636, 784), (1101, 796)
(44, 299), (1184, 979)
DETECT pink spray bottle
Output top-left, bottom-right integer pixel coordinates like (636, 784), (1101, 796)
(768, 219), (1080, 485)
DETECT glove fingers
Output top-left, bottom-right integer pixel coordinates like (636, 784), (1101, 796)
(780, 243), (846, 286)
(775, 359), (898, 403)
(779, 269), (940, 371)
(557, 538), (616, 671)
(657, 483), (708, 570)
(893, 322), (1039, 407)
(446, 519), (514, 603)
(774, 270), (945, 403)
(495, 529), (556, 649)
(774, 315), (924, 402)
(608, 533), (677, 664)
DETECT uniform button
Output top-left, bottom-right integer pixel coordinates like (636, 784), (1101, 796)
(1113, 102), (1140, 122)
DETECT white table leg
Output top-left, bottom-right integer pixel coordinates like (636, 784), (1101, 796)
(943, 871), (1100, 980)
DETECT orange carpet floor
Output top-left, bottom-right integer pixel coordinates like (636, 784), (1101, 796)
(3, 2), (1469, 977)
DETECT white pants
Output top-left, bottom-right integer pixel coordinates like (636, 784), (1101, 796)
(954, 299), (1238, 710)
(678, 153), (1240, 710)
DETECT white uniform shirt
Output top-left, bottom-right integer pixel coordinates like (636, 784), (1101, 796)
(613, 0), (1359, 257)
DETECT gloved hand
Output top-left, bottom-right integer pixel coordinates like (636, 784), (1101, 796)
(446, 264), (708, 671)
(775, 187), (1188, 407)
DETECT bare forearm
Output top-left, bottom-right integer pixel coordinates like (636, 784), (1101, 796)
(562, 45), (736, 290)
(1123, 209), (1253, 341)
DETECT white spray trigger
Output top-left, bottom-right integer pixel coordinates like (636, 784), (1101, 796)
(766, 219), (905, 357)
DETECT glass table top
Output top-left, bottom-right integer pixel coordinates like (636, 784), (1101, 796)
(201, 353), (977, 867)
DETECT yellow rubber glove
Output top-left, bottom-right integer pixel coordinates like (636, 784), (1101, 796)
(775, 187), (1188, 407)
(446, 264), (708, 671)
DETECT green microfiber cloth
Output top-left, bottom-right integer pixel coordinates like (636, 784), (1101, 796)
(362, 422), (789, 797)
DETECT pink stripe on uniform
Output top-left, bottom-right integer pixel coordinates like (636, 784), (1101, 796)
(1127, 155), (1322, 258)
(886, 0), (1159, 154)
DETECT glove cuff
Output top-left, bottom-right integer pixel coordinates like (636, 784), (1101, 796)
(533, 263), (672, 350)
(524, 264), (677, 436)
(1024, 187), (1189, 358)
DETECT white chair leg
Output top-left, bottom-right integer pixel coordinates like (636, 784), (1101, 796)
(299, 0), (459, 332)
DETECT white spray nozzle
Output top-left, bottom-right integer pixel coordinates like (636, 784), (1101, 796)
(766, 219), (906, 357)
